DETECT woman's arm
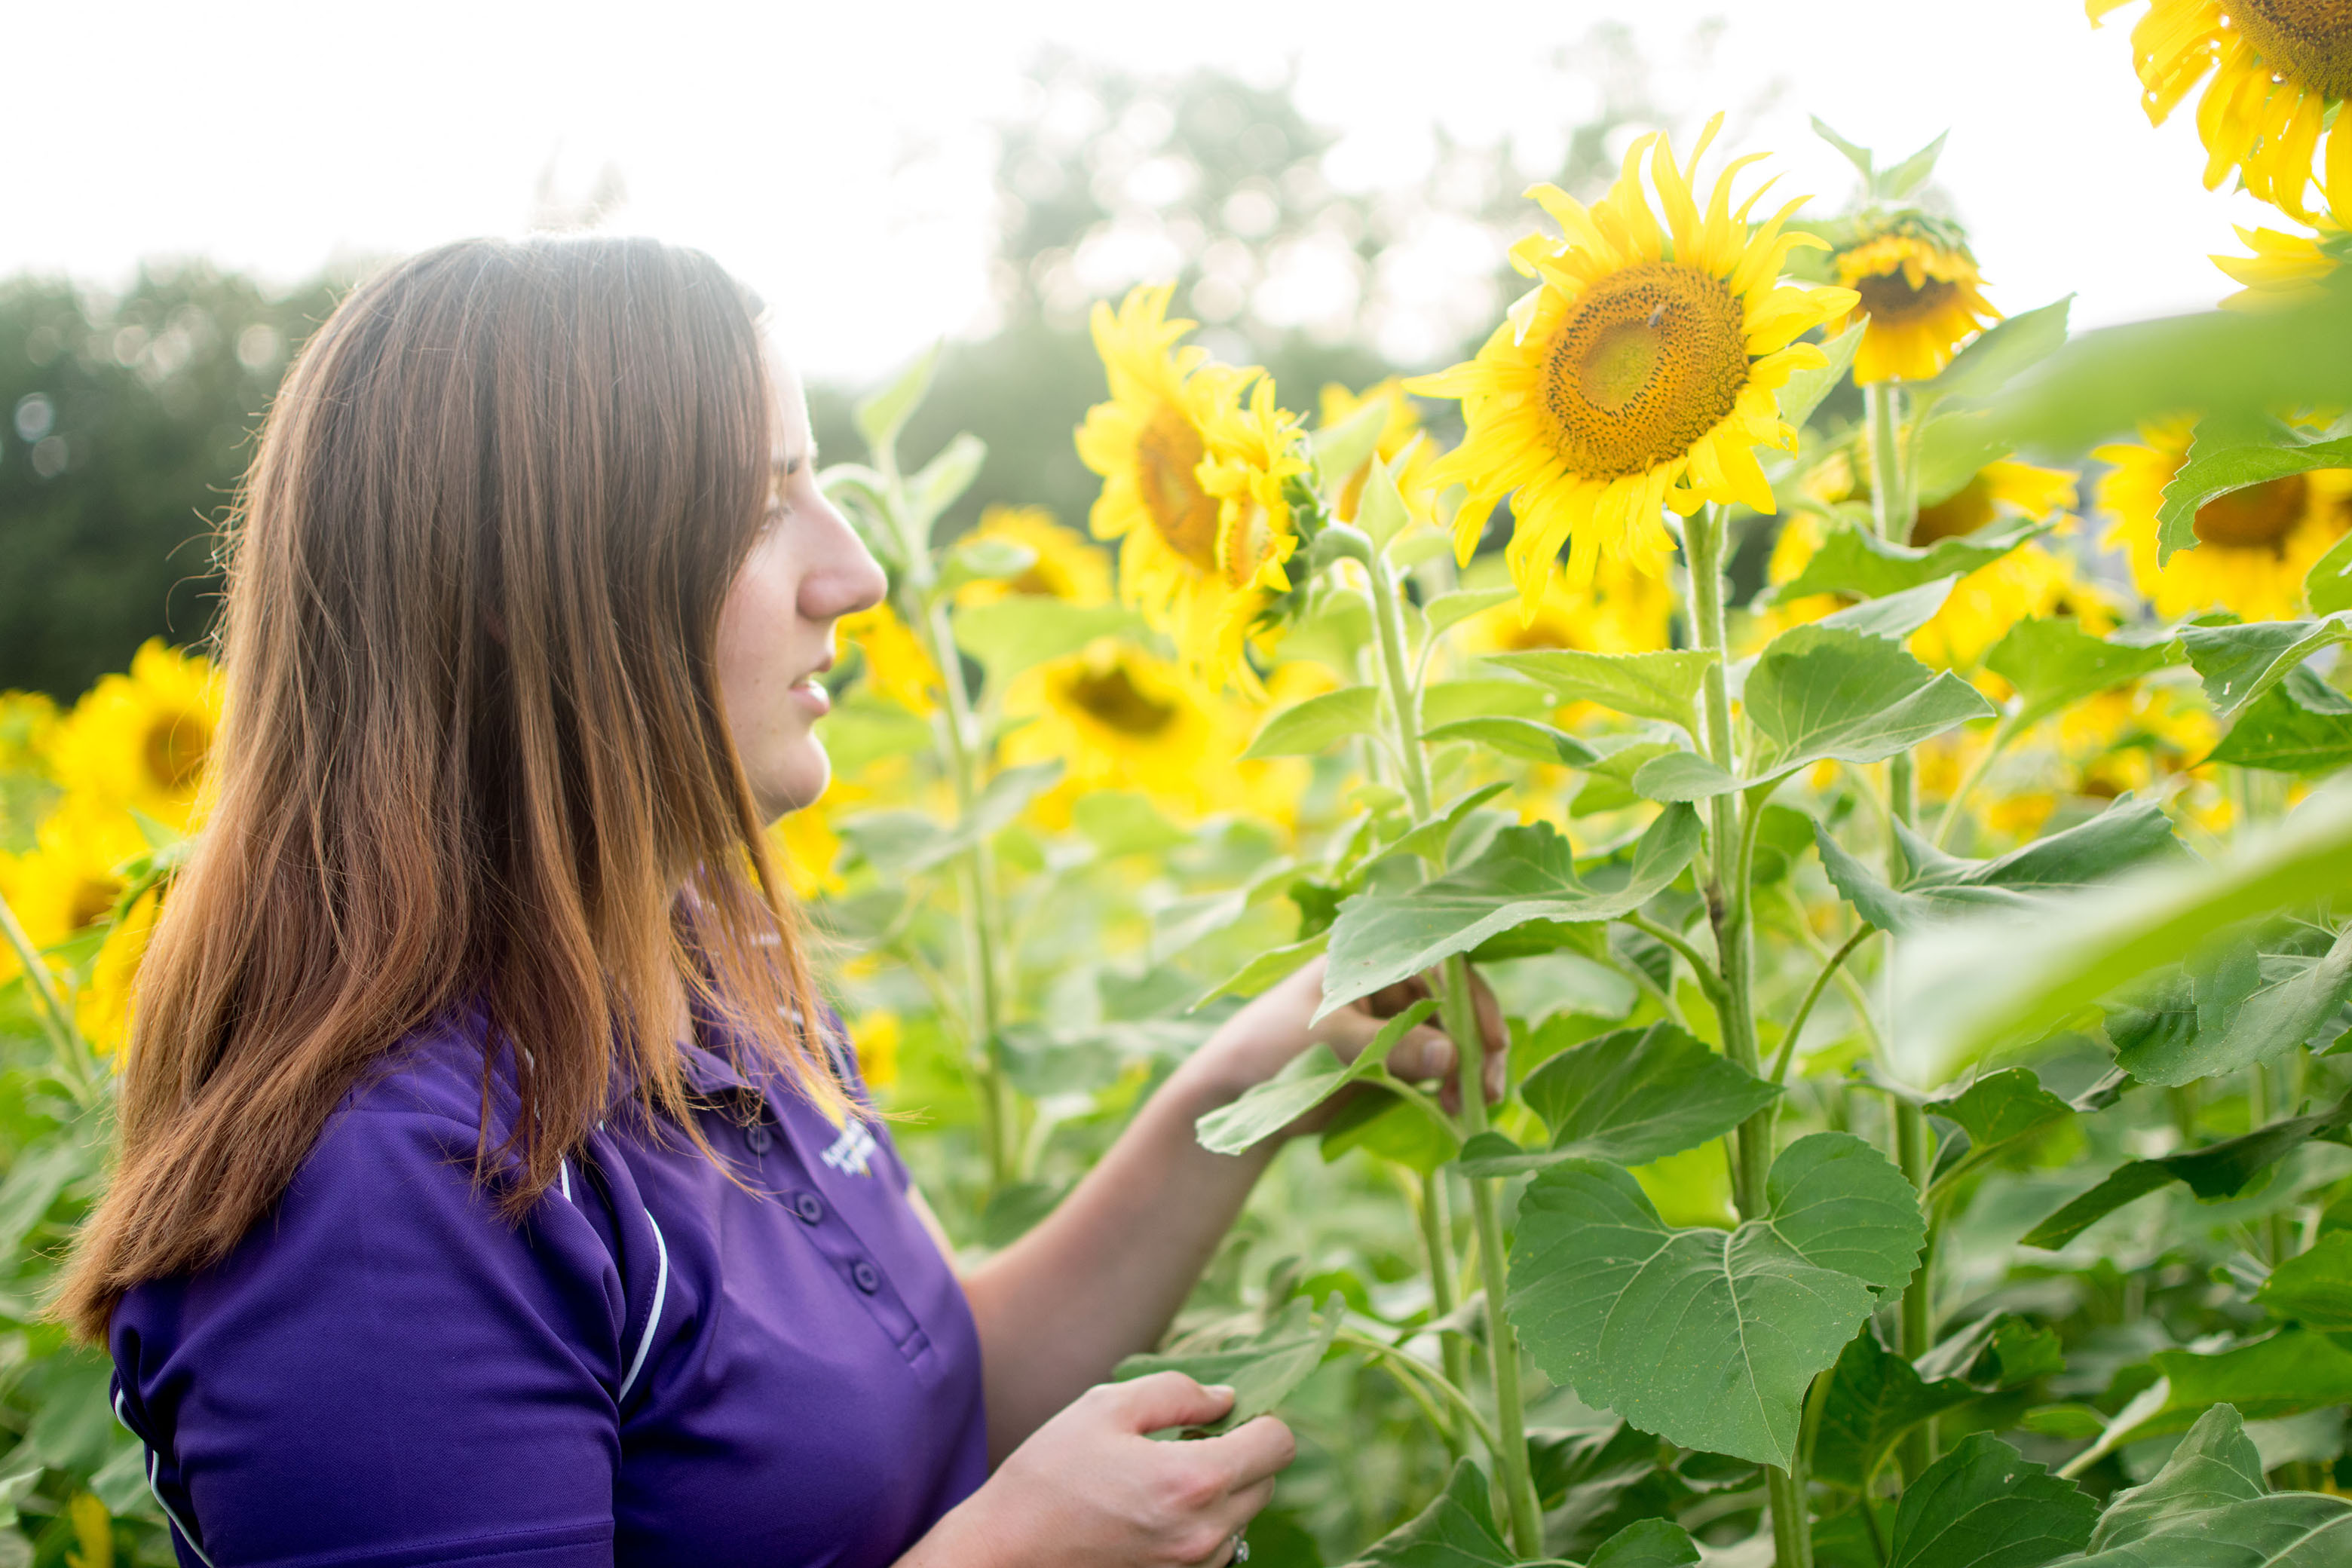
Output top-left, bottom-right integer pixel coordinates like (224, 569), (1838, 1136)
(960, 957), (1502, 1460)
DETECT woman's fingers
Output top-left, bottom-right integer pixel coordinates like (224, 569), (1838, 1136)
(1101, 1371), (1234, 1435)
(1196, 1414), (1297, 1490)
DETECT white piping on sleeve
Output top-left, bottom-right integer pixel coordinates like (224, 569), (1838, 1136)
(615, 1211), (669, 1406)
(117, 1389), (216, 1568)
(559, 1157), (571, 1202)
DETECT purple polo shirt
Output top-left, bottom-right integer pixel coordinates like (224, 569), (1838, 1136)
(108, 1007), (989, 1566)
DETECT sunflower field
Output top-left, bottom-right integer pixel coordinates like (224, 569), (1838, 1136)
(15, 5), (2352, 1563)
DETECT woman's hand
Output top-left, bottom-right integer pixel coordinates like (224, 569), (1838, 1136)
(1184, 955), (1507, 1129)
(911, 1373), (1294, 1567)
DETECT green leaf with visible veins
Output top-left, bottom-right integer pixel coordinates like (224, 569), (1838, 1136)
(2022, 1090), (2352, 1247)
(1816, 796), (2185, 934)
(1508, 1132), (1925, 1468)
(1481, 648), (1717, 734)
(2179, 614), (2352, 717)
(1638, 626), (1993, 801)
(1115, 1297), (1343, 1437)
(2071, 1404), (2352, 1563)
(1318, 807), (1701, 1018)
(1586, 1519), (1701, 1568)
(1194, 1000), (1440, 1154)
(1334, 1457), (1554, 1567)
(1885, 1434), (2096, 1568)
(1245, 686), (1382, 758)
(1984, 617), (2185, 731)
(2109, 926), (2352, 1087)
(1926, 1068), (2075, 1151)
(2210, 666), (2352, 773)
(1456, 1022), (1779, 1176)
(1814, 1325), (1986, 1490)
(1775, 518), (2049, 603)
(2157, 435), (2352, 565)
(2255, 1229), (2352, 1331)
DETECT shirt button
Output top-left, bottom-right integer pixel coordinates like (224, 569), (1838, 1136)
(793, 1191), (825, 1224)
(745, 1123), (773, 1154)
(851, 1260), (880, 1294)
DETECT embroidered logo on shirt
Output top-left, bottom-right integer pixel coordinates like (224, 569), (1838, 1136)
(821, 1120), (878, 1178)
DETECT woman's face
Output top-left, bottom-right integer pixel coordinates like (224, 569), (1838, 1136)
(715, 349), (887, 822)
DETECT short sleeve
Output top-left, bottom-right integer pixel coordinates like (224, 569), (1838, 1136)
(111, 1104), (629, 1568)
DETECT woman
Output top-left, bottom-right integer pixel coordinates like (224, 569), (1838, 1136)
(59, 237), (1499, 1567)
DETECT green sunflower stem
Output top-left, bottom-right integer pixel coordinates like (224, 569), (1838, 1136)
(1410, 1169), (1472, 1452)
(0, 884), (96, 1105)
(1365, 545), (1542, 1557)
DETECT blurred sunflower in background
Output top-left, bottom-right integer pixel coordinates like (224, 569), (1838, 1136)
(1077, 284), (1305, 687)
(1456, 556), (1675, 659)
(47, 639), (221, 833)
(2096, 415), (2352, 620)
(839, 603), (940, 716)
(0, 795), (145, 983)
(1827, 213), (1999, 383)
(2090, 0), (2352, 219)
(1002, 641), (1258, 825)
(1409, 115), (1857, 613)
(954, 505), (1114, 608)
(1318, 379), (1438, 528)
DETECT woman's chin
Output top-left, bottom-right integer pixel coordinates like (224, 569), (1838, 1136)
(756, 743), (832, 824)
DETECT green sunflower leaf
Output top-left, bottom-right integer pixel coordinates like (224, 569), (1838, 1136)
(2020, 1089), (2352, 1248)
(2155, 434), (2352, 566)
(2255, 1229), (2352, 1331)
(1772, 518), (2049, 604)
(1420, 716), (1600, 767)
(1115, 1295), (1343, 1437)
(2107, 925), (2352, 1086)
(1312, 398), (1392, 498)
(854, 340), (940, 457)
(1480, 648), (1717, 735)
(2072, 1404), (2352, 1565)
(1422, 586), (1517, 637)
(1637, 626), (1994, 801)
(1925, 1068), (2076, 1153)
(2177, 614), (2352, 717)
(1454, 1022), (1780, 1176)
(1778, 320), (1865, 433)
(1983, 617), (2186, 730)
(1814, 576), (1960, 639)
(1879, 131), (1950, 201)
(1814, 796), (2186, 935)
(1884, 1434), (2096, 1568)
(1812, 1325), (1986, 1490)
(2212, 666), (2352, 772)
(2305, 527), (2352, 616)
(1245, 685), (1382, 759)
(1333, 1457), (1541, 1568)
(1317, 807), (1701, 1018)
(1194, 999), (1441, 1155)
(1585, 1519), (1701, 1568)
(1507, 1132), (1925, 1469)
(1916, 296), (2074, 410)
(1419, 676), (1556, 725)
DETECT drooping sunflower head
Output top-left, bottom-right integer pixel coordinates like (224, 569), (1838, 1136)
(1318, 378), (1437, 526)
(2092, 0), (2352, 219)
(1457, 556), (1676, 659)
(2095, 415), (2352, 619)
(47, 639), (222, 830)
(1001, 639), (1260, 824)
(1407, 115), (1858, 615)
(1828, 214), (1999, 384)
(955, 505), (1114, 608)
(1078, 285), (1306, 687)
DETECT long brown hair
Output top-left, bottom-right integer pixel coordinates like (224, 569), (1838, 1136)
(59, 235), (845, 1340)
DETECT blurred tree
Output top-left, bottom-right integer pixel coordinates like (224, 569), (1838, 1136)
(0, 265), (341, 697)
(814, 35), (1665, 543)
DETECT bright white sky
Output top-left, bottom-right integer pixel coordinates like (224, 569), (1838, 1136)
(26, 0), (2273, 382)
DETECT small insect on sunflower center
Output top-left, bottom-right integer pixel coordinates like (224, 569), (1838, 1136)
(2194, 473), (2311, 553)
(2234, 0), (2352, 102)
(1136, 406), (1224, 574)
(1061, 663), (1182, 739)
(143, 709), (209, 793)
(1542, 262), (1750, 480)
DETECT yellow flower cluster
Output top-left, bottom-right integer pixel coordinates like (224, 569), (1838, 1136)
(0, 639), (222, 1055)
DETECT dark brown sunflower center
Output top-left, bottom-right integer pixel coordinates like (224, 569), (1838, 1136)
(1135, 407), (1222, 573)
(1542, 262), (1750, 481)
(1061, 664), (1180, 738)
(2235, 0), (2352, 101)
(2194, 473), (2308, 553)
(69, 875), (118, 932)
(1007, 566), (1062, 598)
(1854, 268), (1959, 330)
(145, 708), (208, 792)
(1912, 473), (1997, 545)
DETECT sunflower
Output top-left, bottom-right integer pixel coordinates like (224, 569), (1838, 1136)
(839, 604), (940, 716)
(954, 505), (1114, 608)
(2090, 0), (2352, 220)
(2095, 415), (2352, 620)
(47, 639), (222, 833)
(849, 1009), (902, 1093)
(1767, 455), (2096, 670)
(1002, 640), (1268, 825)
(0, 794), (145, 985)
(77, 884), (158, 1057)
(1827, 214), (1999, 384)
(2215, 149), (2352, 308)
(1076, 285), (1305, 687)
(1318, 379), (1438, 528)
(1407, 115), (1858, 614)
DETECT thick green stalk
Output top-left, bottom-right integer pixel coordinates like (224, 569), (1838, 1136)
(0, 886), (98, 1106)
(1687, 507), (1805, 1562)
(1364, 548), (1543, 1557)
(1412, 1171), (1472, 1447)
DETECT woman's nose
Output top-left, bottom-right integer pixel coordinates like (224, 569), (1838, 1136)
(798, 495), (890, 623)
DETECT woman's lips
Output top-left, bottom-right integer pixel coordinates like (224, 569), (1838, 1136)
(788, 675), (831, 717)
